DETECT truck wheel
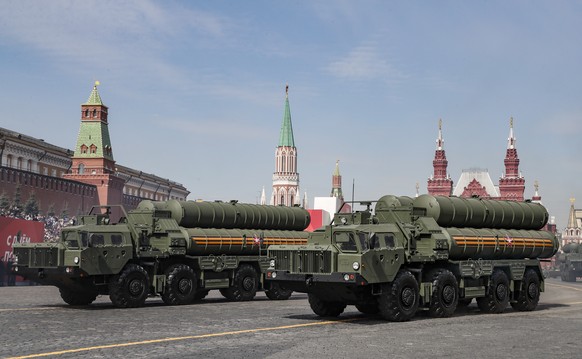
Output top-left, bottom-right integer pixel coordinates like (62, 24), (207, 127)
(355, 300), (379, 315)
(220, 264), (258, 301)
(109, 264), (150, 308)
(265, 282), (293, 300)
(308, 293), (346, 317)
(59, 286), (98, 306)
(378, 270), (419, 322)
(477, 269), (509, 314)
(511, 269), (540, 311)
(161, 264), (197, 306)
(428, 269), (458, 318)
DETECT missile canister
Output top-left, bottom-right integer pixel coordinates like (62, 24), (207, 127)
(445, 227), (559, 260)
(413, 194), (549, 230)
(137, 199), (310, 231)
(183, 227), (309, 256)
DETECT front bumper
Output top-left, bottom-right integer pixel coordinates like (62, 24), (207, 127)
(13, 265), (87, 288)
(266, 270), (368, 291)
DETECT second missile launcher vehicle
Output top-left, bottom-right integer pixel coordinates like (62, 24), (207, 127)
(267, 194), (559, 321)
(12, 199), (309, 308)
(558, 242), (582, 282)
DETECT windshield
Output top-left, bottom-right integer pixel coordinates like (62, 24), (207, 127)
(63, 231), (80, 248)
(334, 232), (357, 252)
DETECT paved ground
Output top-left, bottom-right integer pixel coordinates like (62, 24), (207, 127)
(0, 278), (581, 359)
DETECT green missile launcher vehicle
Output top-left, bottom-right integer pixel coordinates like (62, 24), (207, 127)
(267, 194), (559, 321)
(557, 242), (582, 282)
(12, 200), (310, 307)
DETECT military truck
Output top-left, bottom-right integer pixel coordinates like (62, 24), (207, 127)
(267, 194), (559, 321)
(12, 199), (309, 307)
(557, 242), (581, 282)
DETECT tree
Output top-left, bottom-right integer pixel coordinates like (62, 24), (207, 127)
(11, 185), (23, 216)
(0, 191), (10, 215)
(24, 192), (40, 218)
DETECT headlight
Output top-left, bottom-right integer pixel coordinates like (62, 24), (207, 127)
(343, 274), (350, 281)
(352, 262), (360, 271)
(74, 256), (80, 264)
(271, 272), (277, 279)
(269, 259), (276, 268)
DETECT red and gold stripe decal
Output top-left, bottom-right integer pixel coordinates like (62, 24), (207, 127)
(192, 237), (307, 246)
(452, 236), (554, 248)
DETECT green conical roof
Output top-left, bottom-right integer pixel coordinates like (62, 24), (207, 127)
(278, 86), (295, 147)
(85, 82), (103, 105)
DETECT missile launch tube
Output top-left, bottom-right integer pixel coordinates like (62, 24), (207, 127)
(445, 227), (559, 260)
(184, 227), (309, 256)
(137, 200), (310, 231)
(413, 194), (549, 230)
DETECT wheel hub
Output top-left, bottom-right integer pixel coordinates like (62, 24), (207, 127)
(442, 285), (455, 305)
(242, 276), (255, 291)
(527, 282), (537, 299)
(401, 287), (415, 308)
(495, 284), (507, 301)
(129, 279), (144, 296)
(178, 278), (192, 294)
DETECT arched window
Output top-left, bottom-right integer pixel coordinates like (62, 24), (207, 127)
(27, 159), (33, 172)
(78, 164), (85, 174)
(290, 194), (294, 206)
(92, 109), (97, 118)
(280, 195), (284, 205)
(17, 157), (23, 170)
(84, 109), (89, 118)
(6, 154), (13, 168)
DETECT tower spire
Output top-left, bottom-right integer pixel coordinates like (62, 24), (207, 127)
(331, 160), (344, 200)
(436, 118), (444, 150)
(499, 117), (524, 201)
(567, 198), (577, 229)
(271, 84), (299, 207)
(427, 119), (453, 196)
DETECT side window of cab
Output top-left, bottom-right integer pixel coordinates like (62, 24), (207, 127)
(89, 234), (105, 247)
(110, 234), (124, 246)
(382, 233), (396, 248)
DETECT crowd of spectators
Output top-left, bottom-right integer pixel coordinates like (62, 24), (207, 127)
(0, 205), (75, 242)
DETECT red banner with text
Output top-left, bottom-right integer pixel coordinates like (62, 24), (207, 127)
(0, 217), (44, 262)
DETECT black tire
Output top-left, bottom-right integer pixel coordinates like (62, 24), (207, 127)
(59, 286), (98, 306)
(308, 293), (346, 317)
(378, 270), (419, 322)
(161, 264), (197, 306)
(355, 300), (379, 315)
(511, 269), (540, 311)
(220, 264), (258, 301)
(109, 264), (150, 308)
(193, 289), (210, 301)
(265, 282), (293, 300)
(428, 269), (458, 318)
(477, 269), (509, 314)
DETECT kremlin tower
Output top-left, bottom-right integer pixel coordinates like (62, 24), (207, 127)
(64, 82), (125, 208)
(271, 85), (300, 206)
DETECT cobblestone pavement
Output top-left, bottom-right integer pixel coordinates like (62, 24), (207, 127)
(1, 278), (581, 359)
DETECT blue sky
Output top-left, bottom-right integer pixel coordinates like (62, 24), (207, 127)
(0, 1), (580, 229)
